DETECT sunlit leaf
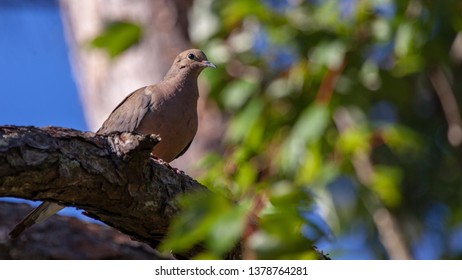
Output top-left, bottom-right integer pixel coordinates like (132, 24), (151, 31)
(336, 126), (371, 155)
(381, 125), (422, 155)
(234, 160), (258, 193)
(395, 23), (413, 57)
(296, 145), (322, 185)
(370, 166), (402, 207)
(309, 40), (347, 69)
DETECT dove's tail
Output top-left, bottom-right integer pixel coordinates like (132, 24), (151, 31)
(8, 202), (64, 239)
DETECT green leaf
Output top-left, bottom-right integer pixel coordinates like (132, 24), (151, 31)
(395, 23), (413, 57)
(206, 199), (251, 255)
(309, 40), (346, 69)
(222, 78), (259, 110)
(227, 97), (264, 143)
(280, 104), (330, 173)
(336, 126), (371, 155)
(295, 145), (322, 185)
(90, 21), (142, 58)
(370, 166), (402, 207)
(251, 203), (315, 259)
(234, 160), (258, 193)
(159, 192), (228, 253)
(381, 125), (422, 155)
(268, 181), (313, 210)
(247, 230), (315, 259)
(160, 192), (249, 257)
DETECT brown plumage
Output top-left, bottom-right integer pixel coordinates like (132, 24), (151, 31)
(97, 48), (215, 161)
(8, 49), (215, 239)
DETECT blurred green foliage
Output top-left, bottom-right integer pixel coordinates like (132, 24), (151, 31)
(159, 0), (462, 259)
(90, 21), (142, 58)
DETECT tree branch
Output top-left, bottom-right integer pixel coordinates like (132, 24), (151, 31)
(0, 202), (162, 259)
(0, 125), (206, 257)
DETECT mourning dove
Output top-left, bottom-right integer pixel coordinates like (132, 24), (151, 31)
(8, 49), (215, 239)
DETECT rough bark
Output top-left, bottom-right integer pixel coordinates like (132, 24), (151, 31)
(0, 125), (206, 257)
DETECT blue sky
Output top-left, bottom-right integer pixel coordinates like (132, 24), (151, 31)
(0, 0), (87, 131)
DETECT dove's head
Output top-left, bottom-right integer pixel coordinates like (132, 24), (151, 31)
(165, 49), (216, 79)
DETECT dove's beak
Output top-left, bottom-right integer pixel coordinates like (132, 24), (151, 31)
(201, 60), (216, 68)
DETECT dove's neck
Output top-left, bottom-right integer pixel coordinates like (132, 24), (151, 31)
(162, 70), (200, 100)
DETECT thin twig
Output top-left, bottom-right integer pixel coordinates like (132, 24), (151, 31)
(429, 66), (462, 147)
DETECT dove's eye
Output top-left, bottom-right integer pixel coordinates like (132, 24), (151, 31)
(187, 53), (195, 60)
